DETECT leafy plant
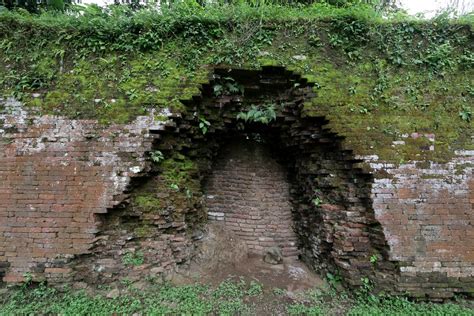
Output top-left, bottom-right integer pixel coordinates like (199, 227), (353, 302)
(22, 272), (33, 288)
(312, 189), (323, 206)
(199, 117), (211, 135)
(370, 254), (378, 266)
(236, 104), (276, 124)
(213, 77), (244, 97)
(126, 88), (139, 100)
(122, 251), (144, 266)
(1, 279), (473, 315)
(246, 281), (263, 296)
(120, 278), (133, 287)
(359, 277), (375, 298)
(149, 150), (164, 163)
(312, 196), (322, 206)
(213, 279), (246, 299)
(326, 272), (342, 288)
(423, 42), (454, 72)
(272, 288), (286, 296)
(459, 105), (472, 122)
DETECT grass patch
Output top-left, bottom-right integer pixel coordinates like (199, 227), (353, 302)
(0, 280), (472, 316)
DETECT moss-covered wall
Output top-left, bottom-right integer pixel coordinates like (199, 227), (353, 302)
(1, 8), (472, 162)
(0, 7), (473, 300)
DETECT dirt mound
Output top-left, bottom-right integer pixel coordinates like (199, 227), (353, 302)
(192, 222), (249, 271)
(173, 222), (325, 292)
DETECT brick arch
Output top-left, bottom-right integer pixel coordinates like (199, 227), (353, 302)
(66, 66), (398, 291)
(2, 66), (472, 299)
(173, 66), (399, 289)
(204, 137), (300, 258)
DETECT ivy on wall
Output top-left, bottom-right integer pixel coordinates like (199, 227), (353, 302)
(0, 3), (472, 162)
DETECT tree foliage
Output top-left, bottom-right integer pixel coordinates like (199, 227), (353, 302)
(1, 0), (67, 12)
(0, 0), (400, 13)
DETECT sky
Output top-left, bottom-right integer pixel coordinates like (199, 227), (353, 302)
(400, 0), (474, 16)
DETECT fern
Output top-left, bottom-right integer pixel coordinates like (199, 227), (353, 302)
(236, 104), (276, 124)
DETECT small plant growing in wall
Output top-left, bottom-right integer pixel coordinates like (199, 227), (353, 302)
(135, 194), (161, 212)
(185, 188), (193, 199)
(199, 117), (211, 135)
(149, 150), (164, 163)
(359, 277), (376, 301)
(326, 272), (342, 289)
(312, 189), (323, 207)
(370, 254), (378, 266)
(122, 251), (144, 266)
(361, 277), (371, 290)
(22, 272), (33, 289)
(459, 105), (471, 122)
(236, 104), (276, 124)
(213, 76), (244, 97)
(312, 196), (322, 206)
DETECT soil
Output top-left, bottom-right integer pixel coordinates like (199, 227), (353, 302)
(166, 222), (327, 314)
(176, 222), (324, 289)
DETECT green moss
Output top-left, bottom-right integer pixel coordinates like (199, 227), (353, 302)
(161, 154), (198, 188)
(134, 194), (161, 212)
(420, 174), (446, 179)
(0, 10), (472, 163)
(134, 226), (153, 238)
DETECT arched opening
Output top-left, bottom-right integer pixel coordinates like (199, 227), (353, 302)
(204, 134), (299, 259)
(74, 66), (397, 292)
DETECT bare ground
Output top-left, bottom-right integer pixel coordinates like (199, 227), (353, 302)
(168, 222), (327, 315)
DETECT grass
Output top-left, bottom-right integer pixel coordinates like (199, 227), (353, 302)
(0, 279), (472, 315)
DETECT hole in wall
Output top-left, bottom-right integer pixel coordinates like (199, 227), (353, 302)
(71, 66), (397, 291)
(203, 134), (300, 259)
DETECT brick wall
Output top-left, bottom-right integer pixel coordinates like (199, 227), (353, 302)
(368, 151), (474, 298)
(0, 66), (472, 300)
(0, 98), (158, 283)
(205, 138), (299, 258)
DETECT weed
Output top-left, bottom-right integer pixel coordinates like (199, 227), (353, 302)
(326, 272), (342, 288)
(246, 281), (263, 296)
(348, 295), (473, 316)
(272, 287), (286, 296)
(1, 280), (472, 315)
(312, 196), (323, 206)
(213, 77), (244, 97)
(122, 251), (145, 266)
(370, 254), (378, 266)
(22, 272), (33, 287)
(213, 279), (246, 299)
(288, 304), (324, 315)
(236, 104), (276, 124)
(120, 278), (133, 287)
(361, 277), (373, 292)
(149, 150), (164, 163)
(199, 117), (211, 135)
(459, 105), (472, 122)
